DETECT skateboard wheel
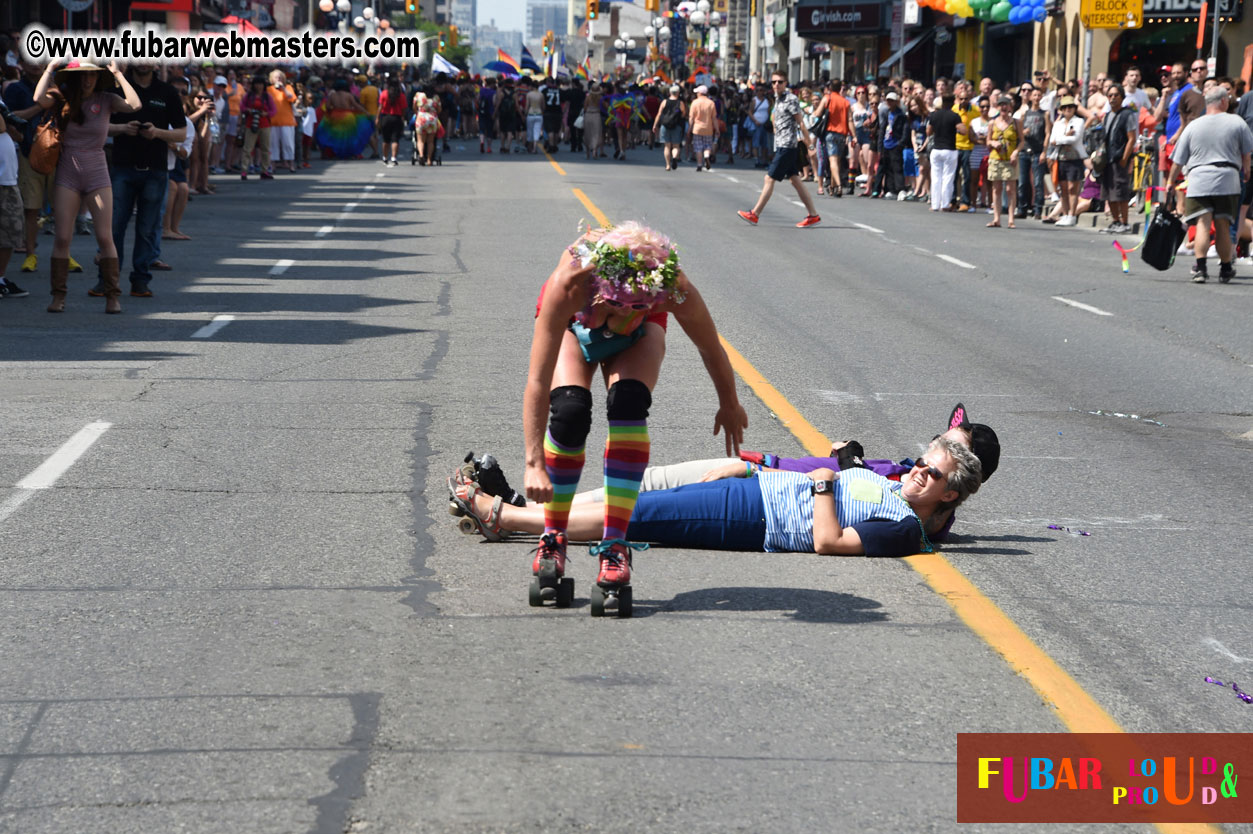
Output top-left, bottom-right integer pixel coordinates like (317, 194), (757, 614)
(555, 577), (574, 608)
(448, 501), (463, 517)
(457, 517), (478, 535)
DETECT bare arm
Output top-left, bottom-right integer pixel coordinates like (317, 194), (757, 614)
(522, 251), (594, 503)
(31, 62), (59, 109)
(111, 62), (141, 112)
(808, 468), (865, 555)
(669, 277), (748, 456)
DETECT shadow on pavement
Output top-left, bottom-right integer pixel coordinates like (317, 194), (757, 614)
(638, 586), (888, 623)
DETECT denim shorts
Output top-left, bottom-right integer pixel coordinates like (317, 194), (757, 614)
(823, 131), (847, 158)
(626, 478), (766, 551)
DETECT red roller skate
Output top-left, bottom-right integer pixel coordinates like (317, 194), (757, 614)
(588, 539), (649, 619)
(529, 532), (572, 608)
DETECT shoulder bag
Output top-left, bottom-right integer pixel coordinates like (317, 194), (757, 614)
(29, 119), (61, 175)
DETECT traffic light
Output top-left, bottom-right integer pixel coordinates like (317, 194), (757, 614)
(586, 0), (597, 20)
(405, 0), (416, 12)
(544, 30), (553, 55)
(644, 0), (659, 10)
(438, 29), (446, 49)
(449, 24), (458, 47)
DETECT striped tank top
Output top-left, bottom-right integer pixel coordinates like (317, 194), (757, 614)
(759, 469), (921, 553)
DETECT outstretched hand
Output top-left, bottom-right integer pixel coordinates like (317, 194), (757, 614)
(713, 403), (748, 456)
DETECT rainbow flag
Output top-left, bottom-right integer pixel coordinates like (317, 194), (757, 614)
(496, 49), (521, 73)
(520, 45), (542, 73)
(574, 64), (588, 80)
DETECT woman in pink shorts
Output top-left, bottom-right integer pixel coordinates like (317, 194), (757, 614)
(33, 59), (140, 313)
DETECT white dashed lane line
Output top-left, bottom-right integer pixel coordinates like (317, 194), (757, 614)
(1051, 296), (1114, 317)
(936, 254), (977, 269)
(0, 422), (112, 524)
(853, 222), (884, 234)
(191, 315), (236, 339)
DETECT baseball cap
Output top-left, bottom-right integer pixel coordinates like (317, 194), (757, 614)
(694, 84), (708, 94)
(885, 91), (899, 101)
(214, 75), (228, 85)
(946, 403), (1000, 482)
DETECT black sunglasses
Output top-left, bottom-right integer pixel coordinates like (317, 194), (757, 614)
(913, 458), (945, 482)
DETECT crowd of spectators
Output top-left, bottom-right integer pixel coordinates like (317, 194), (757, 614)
(0, 50), (466, 307)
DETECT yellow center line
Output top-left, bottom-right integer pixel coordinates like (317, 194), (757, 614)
(572, 188), (610, 227)
(569, 186), (1215, 834)
(545, 151), (567, 176)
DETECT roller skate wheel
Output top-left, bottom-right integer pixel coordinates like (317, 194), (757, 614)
(555, 577), (574, 609)
(457, 517), (478, 535)
(448, 501), (464, 517)
(616, 585), (633, 618)
(590, 584), (606, 617)
(528, 577), (544, 607)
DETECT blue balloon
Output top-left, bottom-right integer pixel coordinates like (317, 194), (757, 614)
(1033, 5), (1047, 20)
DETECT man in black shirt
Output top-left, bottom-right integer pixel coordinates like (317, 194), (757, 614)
(926, 94), (967, 212)
(92, 63), (186, 298)
(540, 76), (563, 153)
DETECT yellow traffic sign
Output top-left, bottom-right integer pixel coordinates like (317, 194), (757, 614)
(1081, 0), (1143, 29)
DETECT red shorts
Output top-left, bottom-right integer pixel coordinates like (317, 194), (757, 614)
(535, 278), (668, 330)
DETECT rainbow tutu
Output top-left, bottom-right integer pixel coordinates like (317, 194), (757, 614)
(316, 109), (374, 158)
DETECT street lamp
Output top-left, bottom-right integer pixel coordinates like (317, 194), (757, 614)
(687, 0), (722, 70)
(613, 33), (636, 69)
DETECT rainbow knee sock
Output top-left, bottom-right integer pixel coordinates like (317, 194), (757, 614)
(602, 420), (650, 541)
(543, 430), (585, 534)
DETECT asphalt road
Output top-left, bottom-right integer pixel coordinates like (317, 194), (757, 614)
(0, 141), (1250, 833)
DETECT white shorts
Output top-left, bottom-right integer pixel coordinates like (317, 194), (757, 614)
(269, 125), (296, 161)
(526, 114), (542, 143)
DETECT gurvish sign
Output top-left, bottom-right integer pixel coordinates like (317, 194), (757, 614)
(794, 0), (888, 36)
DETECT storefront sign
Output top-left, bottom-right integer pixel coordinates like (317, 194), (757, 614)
(1142, 0), (1241, 17)
(795, 0), (888, 36)
(1080, 0), (1143, 27)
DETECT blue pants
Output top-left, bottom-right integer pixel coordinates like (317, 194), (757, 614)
(955, 149), (973, 206)
(1017, 152), (1046, 213)
(626, 478), (766, 551)
(108, 166), (168, 289)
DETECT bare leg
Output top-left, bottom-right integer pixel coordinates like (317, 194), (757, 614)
(750, 175), (776, 215)
(51, 186), (82, 259)
(1214, 217), (1233, 263)
(789, 175), (818, 216)
(83, 188), (117, 260)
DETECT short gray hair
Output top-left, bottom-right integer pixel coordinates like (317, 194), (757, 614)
(1205, 86), (1230, 106)
(931, 436), (982, 511)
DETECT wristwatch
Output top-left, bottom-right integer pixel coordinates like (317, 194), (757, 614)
(811, 479), (835, 496)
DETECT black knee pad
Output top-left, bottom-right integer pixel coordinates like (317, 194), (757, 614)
(605, 379), (652, 422)
(548, 386), (593, 448)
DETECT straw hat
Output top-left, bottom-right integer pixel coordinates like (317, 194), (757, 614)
(54, 60), (115, 90)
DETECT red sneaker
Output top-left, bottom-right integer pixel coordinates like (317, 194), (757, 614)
(796, 215), (821, 228)
(737, 210), (758, 225)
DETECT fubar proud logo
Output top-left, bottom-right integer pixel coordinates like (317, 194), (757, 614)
(957, 733), (1252, 823)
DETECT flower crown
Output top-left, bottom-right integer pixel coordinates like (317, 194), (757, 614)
(569, 224), (685, 308)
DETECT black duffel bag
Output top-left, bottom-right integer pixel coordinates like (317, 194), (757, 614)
(1141, 203), (1187, 272)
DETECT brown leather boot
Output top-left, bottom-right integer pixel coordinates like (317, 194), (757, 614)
(99, 256), (122, 314)
(47, 256), (69, 313)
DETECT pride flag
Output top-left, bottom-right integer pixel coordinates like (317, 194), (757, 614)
(496, 49), (521, 73)
(574, 64), (588, 80)
(520, 45), (542, 72)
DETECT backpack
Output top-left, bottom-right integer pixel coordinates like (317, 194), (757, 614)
(662, 100), (684, 129)
(1141, 204), (1187, 271)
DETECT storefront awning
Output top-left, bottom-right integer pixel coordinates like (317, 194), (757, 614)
(880, 29), (933, 70)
